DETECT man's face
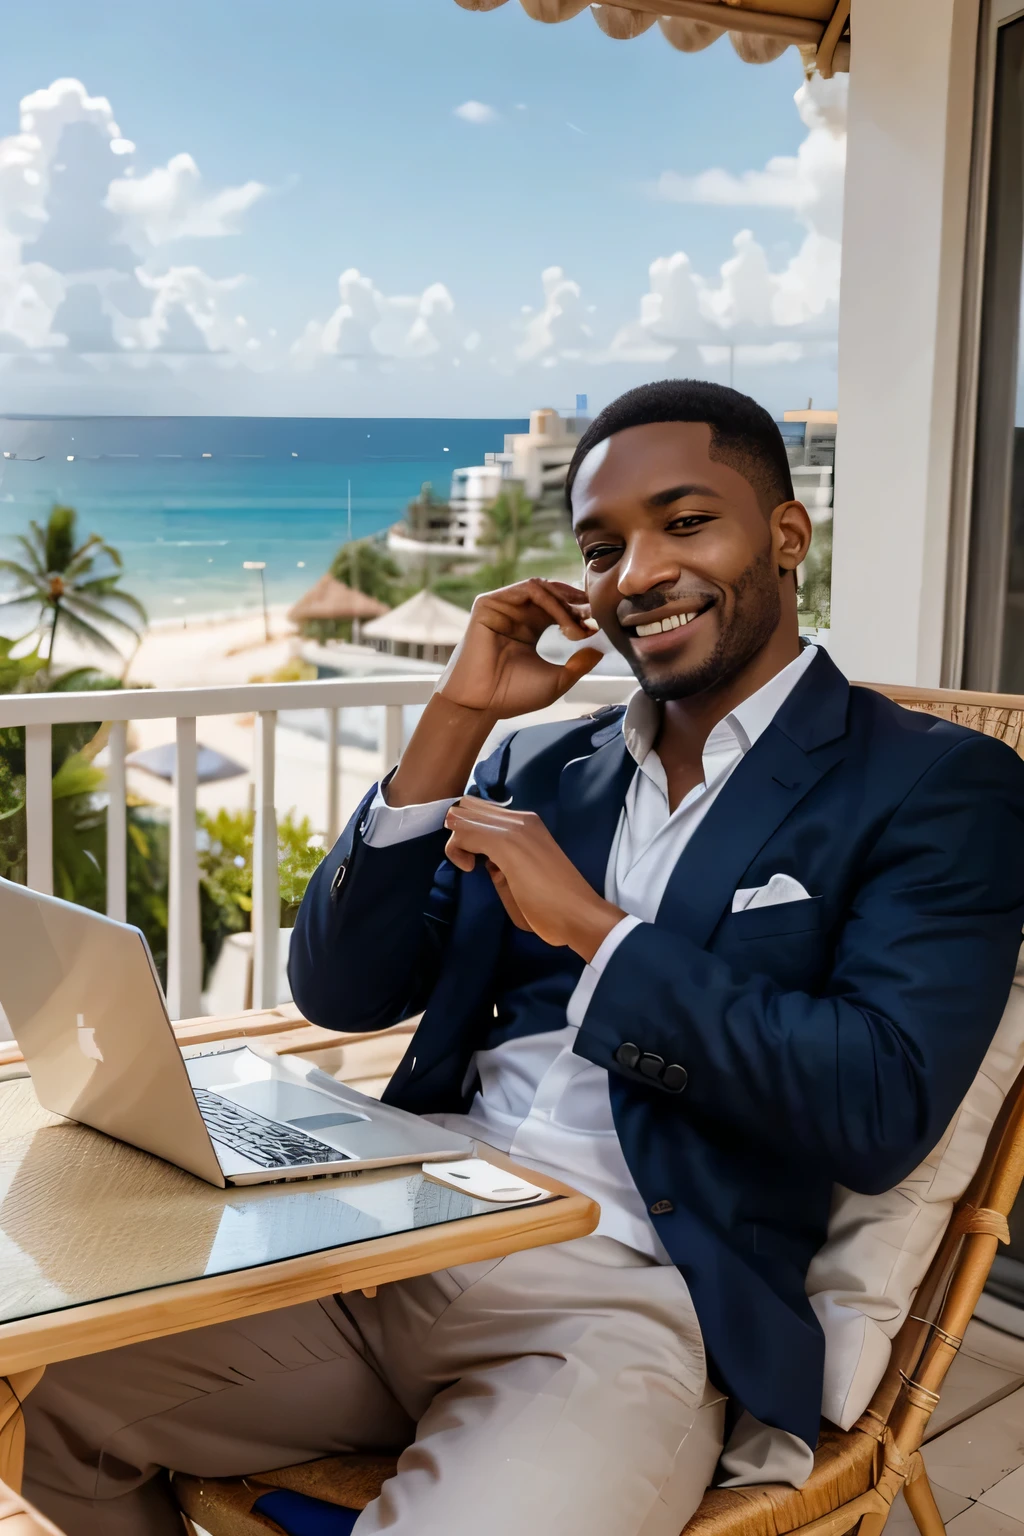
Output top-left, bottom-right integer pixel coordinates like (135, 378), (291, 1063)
(571, 420), (808, 702)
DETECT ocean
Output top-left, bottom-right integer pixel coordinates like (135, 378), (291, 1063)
(0, 416), (529, 627)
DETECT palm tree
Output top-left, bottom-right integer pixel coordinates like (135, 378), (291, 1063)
(480, 483), (547, 585)
(0, 504), (147, 671)
(330, 538), (401, 605)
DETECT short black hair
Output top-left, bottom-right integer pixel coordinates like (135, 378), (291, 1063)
(565, 378), (794, 516)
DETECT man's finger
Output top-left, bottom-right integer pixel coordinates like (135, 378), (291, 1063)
(448, 798), (529, 826)
(444, 819), (508, 869)
(552, 645), (603, 697)
(487, 862), (535, 933)
(500, 579), (591, 641)
(541, 579), (589, 605)
(443, 836), (476, 873)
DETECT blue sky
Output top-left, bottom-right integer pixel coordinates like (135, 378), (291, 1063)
(0, 1), (844, 416)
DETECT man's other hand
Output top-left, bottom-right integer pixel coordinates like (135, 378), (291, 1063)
(444, 798), (625, 961)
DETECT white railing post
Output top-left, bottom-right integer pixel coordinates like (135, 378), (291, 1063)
(168, 717), (201, 1020)
(0, 674), (633, 1021)
(383, 704), (403, 777)
(106, 719), (127, 923)
(252, 710), (279, 1011)
(325, 704), (340, 846)
(24, 723), (52, 895)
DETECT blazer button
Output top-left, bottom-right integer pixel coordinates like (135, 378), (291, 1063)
(663, 1064), (688, 1092)
(639, 1053), (665, 1081)
(615, 1043), (641, 1070)
(650, 1199), (674, 1216)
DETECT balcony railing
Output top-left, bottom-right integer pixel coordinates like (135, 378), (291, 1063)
(0, 673), (634, 1020)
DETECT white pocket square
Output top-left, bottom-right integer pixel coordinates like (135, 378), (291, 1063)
(731, 873), (812, 914)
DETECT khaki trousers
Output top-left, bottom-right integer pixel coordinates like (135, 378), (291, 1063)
(23, 1235), (725, 1536)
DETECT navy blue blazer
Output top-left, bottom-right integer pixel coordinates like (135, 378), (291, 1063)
(289, 649), (1024, 1447)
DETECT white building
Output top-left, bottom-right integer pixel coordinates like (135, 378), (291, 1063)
(388, 407), (588, 563)
(484, 407), (589, 503)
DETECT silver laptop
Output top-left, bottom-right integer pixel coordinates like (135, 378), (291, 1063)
(0, 877), (472, 1188)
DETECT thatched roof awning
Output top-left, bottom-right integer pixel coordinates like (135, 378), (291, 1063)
(454, 1), (850, 78)
(288, 575), (390, 624)
(363, 589), (471, 648)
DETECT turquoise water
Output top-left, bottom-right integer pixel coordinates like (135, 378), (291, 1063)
(0, 416), (528, 625)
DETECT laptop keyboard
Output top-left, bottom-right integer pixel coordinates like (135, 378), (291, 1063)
(193, 1088), (351, 1169)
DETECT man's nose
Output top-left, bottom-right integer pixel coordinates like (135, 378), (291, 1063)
(616, 533), (681, 598)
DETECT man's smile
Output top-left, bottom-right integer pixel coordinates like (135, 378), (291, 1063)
(619, 597), (716, 654)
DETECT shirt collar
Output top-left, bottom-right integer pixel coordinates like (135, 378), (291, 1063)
(621, 643), (819, 777)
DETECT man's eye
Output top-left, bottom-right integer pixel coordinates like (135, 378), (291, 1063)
(667, 514), (715, 532)
(583, 544), (621, 565)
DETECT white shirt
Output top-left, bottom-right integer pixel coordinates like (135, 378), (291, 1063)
(362, 644), (818, 1257)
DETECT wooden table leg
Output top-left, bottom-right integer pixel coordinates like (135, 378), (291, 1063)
(0, 1372), (44, 1496)
(0, 1477), (66, 1534)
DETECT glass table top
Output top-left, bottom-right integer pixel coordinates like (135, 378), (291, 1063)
(0, 1078), (557, 1326)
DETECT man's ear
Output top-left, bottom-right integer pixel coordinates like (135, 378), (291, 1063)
(772, 500), (813, 577)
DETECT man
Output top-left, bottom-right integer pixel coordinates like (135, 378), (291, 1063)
(24, 381), (1024, 1536)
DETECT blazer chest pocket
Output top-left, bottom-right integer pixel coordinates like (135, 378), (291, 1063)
(725, 894), (825, 941)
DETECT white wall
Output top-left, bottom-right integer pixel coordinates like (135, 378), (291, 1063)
(829, 0), (980, 685)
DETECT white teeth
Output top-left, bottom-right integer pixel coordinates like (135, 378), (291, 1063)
(634, 612), (696, 637)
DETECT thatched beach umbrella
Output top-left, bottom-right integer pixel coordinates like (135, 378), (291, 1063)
(362, 589), (470, 664)
(287, 575), (390, 626)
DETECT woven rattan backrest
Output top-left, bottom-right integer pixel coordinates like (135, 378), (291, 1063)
(856, 680), (1024, 1433)
(858, 681), (1024, 759)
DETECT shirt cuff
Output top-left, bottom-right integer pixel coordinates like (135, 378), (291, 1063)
(361, 780), (458, 849)
(566, 915), (643, 1030)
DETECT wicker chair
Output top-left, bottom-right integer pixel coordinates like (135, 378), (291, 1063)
(172, 1050), (1024, 1536)
(173, 681), (1024, 1536)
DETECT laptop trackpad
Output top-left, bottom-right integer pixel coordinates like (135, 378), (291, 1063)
(213, 1080), (368, 1142)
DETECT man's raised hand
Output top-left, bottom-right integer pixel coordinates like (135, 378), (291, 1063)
(437, 578), (603, 720)
(384, 579), (602, 809)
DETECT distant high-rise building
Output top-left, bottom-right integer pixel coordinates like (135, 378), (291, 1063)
(576, 394), (588, 416)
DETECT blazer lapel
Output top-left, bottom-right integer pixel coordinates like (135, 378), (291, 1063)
(555, 732), (637, 895)
(655, 648), (852, 949)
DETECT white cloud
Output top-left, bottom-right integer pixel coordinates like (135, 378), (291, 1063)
(454, 101), (497, 124)
(515, 266), (592, 362)
(293, 268), (463, 368)
(129, 266), (248, 353)
(107, 153), (266, 245)
(0, 66), (843, 411)
(651, 73), (846, 242)
(0, 75), (272, 370)
(19, 78), (125, 160)
(608, 73), (846, 363)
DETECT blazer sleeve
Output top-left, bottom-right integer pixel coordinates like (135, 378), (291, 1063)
(572, 733), (1024, 1195)
(287, 735), (511, 1034)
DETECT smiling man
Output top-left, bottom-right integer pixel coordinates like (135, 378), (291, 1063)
(24, 381), (1024, 1536)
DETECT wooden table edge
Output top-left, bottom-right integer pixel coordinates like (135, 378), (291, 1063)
(0, 1179), (599, 1377)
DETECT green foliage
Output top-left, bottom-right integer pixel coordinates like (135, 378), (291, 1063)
(799, 516), (833, 630)
(0, 629), (174, 974)
(0, 501), (326, 994)
(198, 806), (326, 978)
(0, 503), (147, 668)
(329, 539), (401, 606)
(479, 484), (547, 586)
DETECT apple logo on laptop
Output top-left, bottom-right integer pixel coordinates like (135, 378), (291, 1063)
(76, 1013), (103, 1062)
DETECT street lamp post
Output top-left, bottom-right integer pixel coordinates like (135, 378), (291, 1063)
(243, 561), (269, 644)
